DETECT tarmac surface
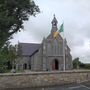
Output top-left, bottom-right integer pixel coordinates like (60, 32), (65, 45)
(37, 82), (90, 90)
(44, 84), (90, 90)
(1, 82), (90, 90)
(46, 81), (90, 90)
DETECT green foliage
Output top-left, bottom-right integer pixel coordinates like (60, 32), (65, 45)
(0, 42), (17, 73)
(15, 69), (24, 73)
(0, 0), (40, 73)
(0, 0), (40, 49)
(0, 65), (7, 73)
(73, 57), (81, 69)
(73, 57), (90, 69)
(84, 64), (90, 69)
(80, 64), (90, 69)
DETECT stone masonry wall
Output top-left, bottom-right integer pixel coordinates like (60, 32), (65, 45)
(0, 70), (90, 89)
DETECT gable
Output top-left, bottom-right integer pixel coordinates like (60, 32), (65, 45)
(46, 33), (63, 42)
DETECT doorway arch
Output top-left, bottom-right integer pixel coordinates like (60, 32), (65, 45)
(23, 63), (27, 69)
(52, 59), (59, 70)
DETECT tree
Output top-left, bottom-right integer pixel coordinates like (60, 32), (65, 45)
(0, 42), (17, 72)
(73, 58), (90, 69)
(0, 0), (40, 49)
(73, 57), (81, 69)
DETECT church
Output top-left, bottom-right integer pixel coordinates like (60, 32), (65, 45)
(15, 15), (73, 71)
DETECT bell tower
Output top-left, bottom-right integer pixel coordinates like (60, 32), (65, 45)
(51, 14), (58, 33)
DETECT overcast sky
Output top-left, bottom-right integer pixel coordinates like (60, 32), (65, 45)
(11, 0), (90, 63)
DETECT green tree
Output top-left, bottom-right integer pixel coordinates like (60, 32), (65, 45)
(8, 45), (17, 69)
(0, 0), (40, 49)
(73, 58), (90, 69)
(80, 63), (90, 69)
(73, 57), (81, 69)
(0, 42), (17, 72)
(84, 64), (90, 69)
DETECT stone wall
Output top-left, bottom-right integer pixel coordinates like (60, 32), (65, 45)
(15, 56), (30, 70)
(0, 70), (90, 89)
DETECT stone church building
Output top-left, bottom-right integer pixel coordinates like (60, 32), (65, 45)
(15, 16), (73, 71)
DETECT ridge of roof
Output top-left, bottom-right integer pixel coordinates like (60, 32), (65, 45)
(19, 42), (41, 45)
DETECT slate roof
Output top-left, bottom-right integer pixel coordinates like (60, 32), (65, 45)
(19, 43), (41, 56)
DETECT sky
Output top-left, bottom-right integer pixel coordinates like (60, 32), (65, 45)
(11, 0), (90, 63)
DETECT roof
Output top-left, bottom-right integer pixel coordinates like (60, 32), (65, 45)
(19, 43), (41, 56)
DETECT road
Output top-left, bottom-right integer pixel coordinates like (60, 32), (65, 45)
(44, 82), (90, 90)
(44, 84), (90, 90)
(1, 82), (90, 90)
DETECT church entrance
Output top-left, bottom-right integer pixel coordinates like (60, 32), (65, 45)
(52, 59), (59, 70)
(23, 63), (27, 69)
